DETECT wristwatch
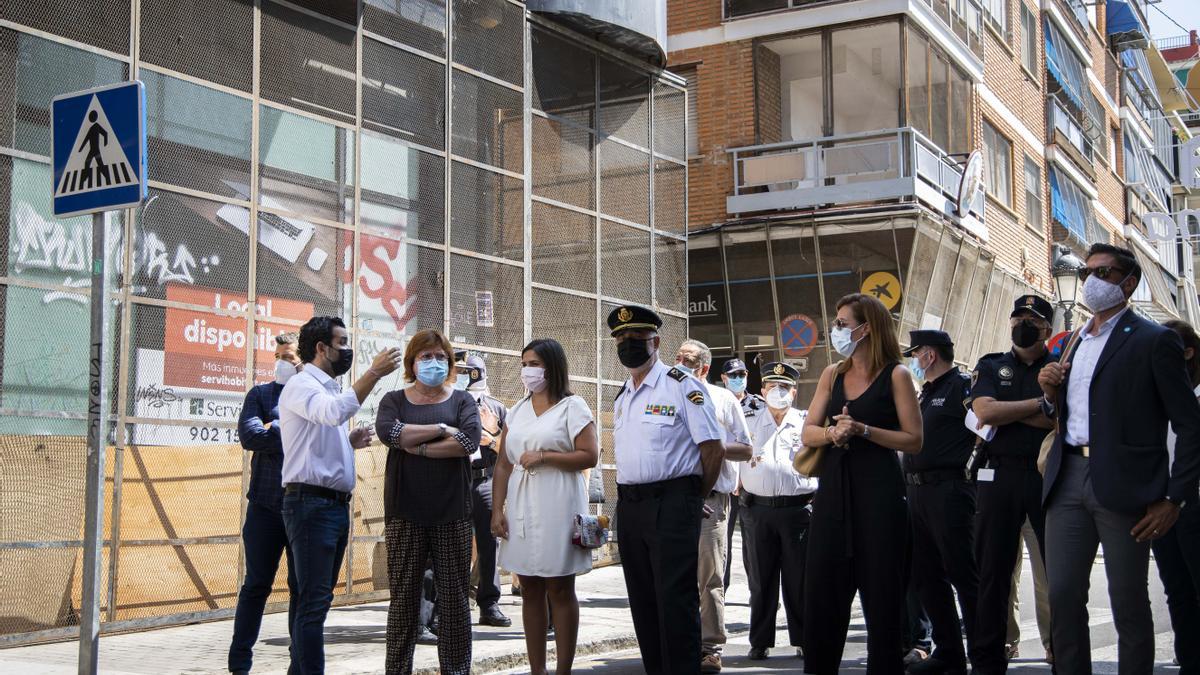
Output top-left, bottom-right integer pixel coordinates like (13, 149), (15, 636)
(437, 422), (450, 436)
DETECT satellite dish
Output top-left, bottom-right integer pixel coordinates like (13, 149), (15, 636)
(957, 150), (984, 217)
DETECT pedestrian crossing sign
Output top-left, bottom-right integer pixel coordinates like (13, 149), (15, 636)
(51, 81), (146, 218)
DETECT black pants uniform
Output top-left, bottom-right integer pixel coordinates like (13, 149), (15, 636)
(470, 472), (500, 610)
(973, 458), (1044, 675)
(617, 476), (704, 675)
(723, 496), (740, 589)
(740, 493), (810, 649)
(908, 473), (979, 668)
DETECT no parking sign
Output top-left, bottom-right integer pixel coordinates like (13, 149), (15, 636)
(781, 313), (819, 357)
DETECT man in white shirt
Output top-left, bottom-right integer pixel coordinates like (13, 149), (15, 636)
(1039, 244), (1200, 675)
(740, 361), (817, 662)
(676, 340), (753, 674)
(278, 316), (401, 675)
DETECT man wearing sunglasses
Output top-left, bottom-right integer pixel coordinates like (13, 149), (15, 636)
(1038, 243), (1200, 675)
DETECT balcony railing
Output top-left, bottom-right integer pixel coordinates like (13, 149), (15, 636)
(1154, 34), (1194, 51)
(726, 127), (986, 232)
(1050, 97), (1094, 161)
(724, 0), (984, 58)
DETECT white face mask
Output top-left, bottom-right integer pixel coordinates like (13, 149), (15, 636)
(521, 366), (547, 393)
(831, 323), (867, 358)
(766, 386), (794, 410)
(274, 359), (298, 385)
(1081, 273), (1129, 313)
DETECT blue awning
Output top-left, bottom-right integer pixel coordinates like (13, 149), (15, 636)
(1049, 167), (1093, 241)
(1105, 0), (1148, 47)
(1045, 21), (1085, 108)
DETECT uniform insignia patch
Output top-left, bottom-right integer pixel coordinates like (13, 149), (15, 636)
(774, 363), (785, 376)
(645, 404), (677, 416)
(667, 367), (688, 382)
(687, 391), (705, 405)
(998, 366), (1014, 379)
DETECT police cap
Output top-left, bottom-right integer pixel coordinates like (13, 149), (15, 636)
(465, 354), (487, 385)
(1010, 294), (1054, 322)
(606, 304), (662, 337)
(761, 361), (800, 385)
(902, 329), (954, 357)
(723, 358), (749, 376)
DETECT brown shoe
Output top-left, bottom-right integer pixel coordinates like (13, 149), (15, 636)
(701, 653), (722, 673)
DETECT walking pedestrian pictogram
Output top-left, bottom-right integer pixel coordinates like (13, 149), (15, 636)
(52, 81), (146, 218)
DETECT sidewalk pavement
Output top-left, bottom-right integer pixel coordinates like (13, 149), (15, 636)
(0, 536), (755, 674)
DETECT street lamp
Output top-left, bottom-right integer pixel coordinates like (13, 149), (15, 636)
(1052, 244), (1085, 331)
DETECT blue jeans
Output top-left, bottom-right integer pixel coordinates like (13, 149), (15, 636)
(281, 492), (349, 675)
(229, 501), (297, 673)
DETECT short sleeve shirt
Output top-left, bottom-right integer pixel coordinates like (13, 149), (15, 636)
(705, 382), (752, 494)
(613, 361), (724, 485)
(904, 367), (974, 472)
(742, 407), (818, 496)
(968, 349), (1051, 458)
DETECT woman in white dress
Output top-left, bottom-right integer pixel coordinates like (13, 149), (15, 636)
(492, 338), (599, 675)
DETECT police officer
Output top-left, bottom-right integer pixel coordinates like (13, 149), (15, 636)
(610, 305), (725, 675)
(740, 361), (815, 662)
(968, 295), (1055, 675)
(719, 358), (762, 590)
(902, 330), (979, 675)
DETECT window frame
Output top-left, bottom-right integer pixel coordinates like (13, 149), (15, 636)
(1023, 154), (1043, 232)
(1020, 3), (1038, 80)
(981, 119), (1014, 209)
(983, 0), (1011, 44)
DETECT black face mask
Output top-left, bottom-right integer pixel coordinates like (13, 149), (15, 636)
(617, 338), (653, 369)
(326, 343), (354, 377)
(1011, 321), (1042, 349)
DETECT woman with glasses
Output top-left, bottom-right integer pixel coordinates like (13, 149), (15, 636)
(375, 329), (481, 675)
(492, 338), (598, 675)
(799, 293), (923, 674)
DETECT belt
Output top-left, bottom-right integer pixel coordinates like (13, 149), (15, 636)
(741, 493), (813, 508)
(284, 483), (352, 504)
(471, 466), (494, 481)
(1064, 444), (1090, 458)
(985, 455), (1038, 471)
(617, 476), (701, 501)
(904, 469), (966, 486)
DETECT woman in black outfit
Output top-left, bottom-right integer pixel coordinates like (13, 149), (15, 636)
(375, 329), (480, 675)
(801, 293), (923, 674)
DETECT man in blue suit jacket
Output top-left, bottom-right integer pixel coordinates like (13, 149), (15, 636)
(1038, 243), (1200, 675)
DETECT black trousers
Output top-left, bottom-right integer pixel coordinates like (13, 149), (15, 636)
(973, 465), (1044, 675)
(723, 496), (740, 589)
(471, 475), (501, 609)
(617, 479), (704, 675)
(740, 498), (809, 649)
(1153, 502), (1200, 675)
(909, 478), (979, 668)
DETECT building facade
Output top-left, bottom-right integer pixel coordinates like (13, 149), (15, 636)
(668, 0), (1197, 402)
(0, 0), (686, 644)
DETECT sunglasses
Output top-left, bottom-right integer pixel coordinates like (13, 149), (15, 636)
(1077, 266), (1127, 282)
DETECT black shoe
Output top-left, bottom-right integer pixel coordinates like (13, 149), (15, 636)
(231, 671), (250, 675)
(416, 625), (438, 645)
(748, 647), (770, 660)
(479, 604), (512, 627)
(907, 656), (967, 675)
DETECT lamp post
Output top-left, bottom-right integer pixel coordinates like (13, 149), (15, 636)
(1052, 244), (1085, 331)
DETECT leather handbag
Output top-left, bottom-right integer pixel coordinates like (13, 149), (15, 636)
(792, 362), (840, 478)
(1037, 330), (1081, 475)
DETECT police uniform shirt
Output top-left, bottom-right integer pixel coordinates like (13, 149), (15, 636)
(613, 361), (724, 485)
(705, 381), (752, 494)
(741, 406), (818, 497)
(968, 350), (1051, 458)
(739, 393), (765, 441)
(904, 367), (974, 473)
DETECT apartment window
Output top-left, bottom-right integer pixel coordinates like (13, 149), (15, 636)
(982, 121), (1013, 208)
(904, 26), (973, 154)
(983, 0), (1009, 40)
(1109, 126), (1119, 168)
(681, 67), (699, 157)
(1020, 4), (1037, 75)
(831, 23), (902, 135)
(1024, 155), (1043, 231)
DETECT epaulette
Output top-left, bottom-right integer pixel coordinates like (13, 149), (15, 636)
(613, 386), (626, 403)
(667, 367), (688, 382)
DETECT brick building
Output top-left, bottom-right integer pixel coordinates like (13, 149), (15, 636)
(668, 0), (1198, 400)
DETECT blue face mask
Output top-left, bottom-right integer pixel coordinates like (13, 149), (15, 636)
(416, 360), (448, 387)
(454, 373), (470, 390)
(909, 354), (926, 382)
(726, 376), (747, 394)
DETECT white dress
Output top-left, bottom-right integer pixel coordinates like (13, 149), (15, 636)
(497, 394), (595, 577)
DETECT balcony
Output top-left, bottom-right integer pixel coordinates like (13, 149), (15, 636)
(723, 0), (984, 60)
(726, 127), (987, 238)
(1050, 96), (1095, 163)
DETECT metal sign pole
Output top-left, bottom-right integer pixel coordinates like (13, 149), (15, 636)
(78, 211), (109, 675)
